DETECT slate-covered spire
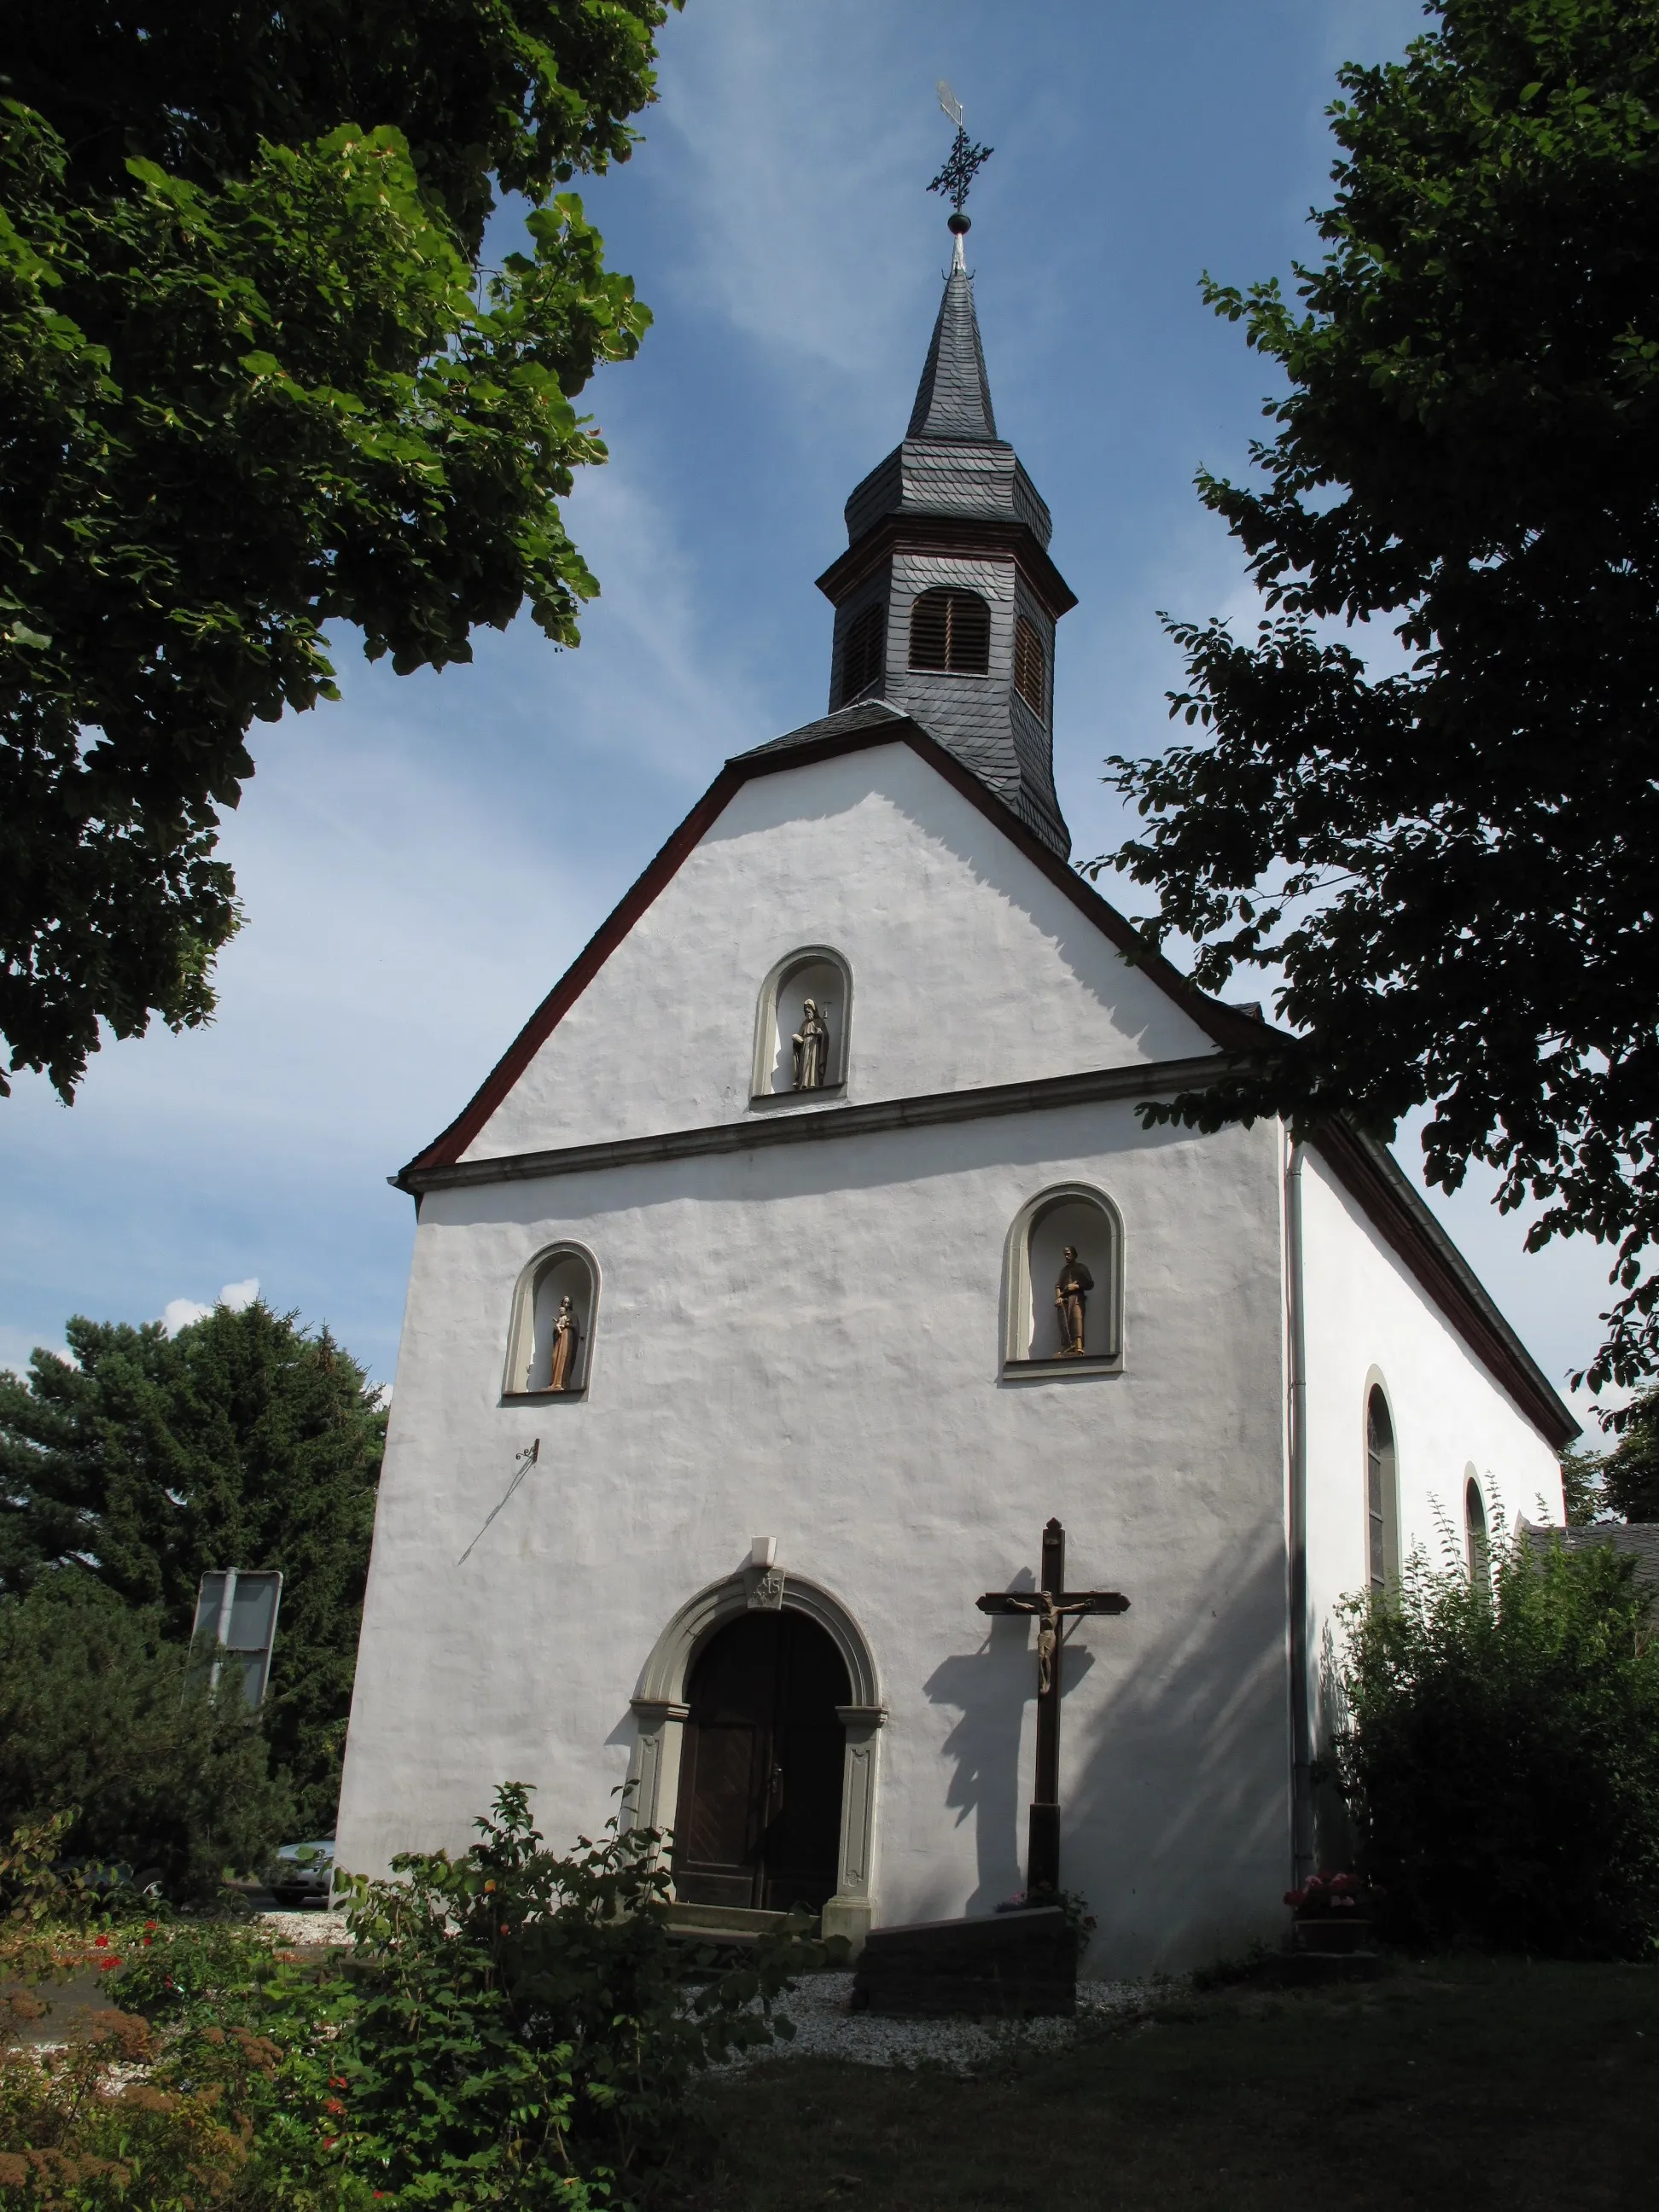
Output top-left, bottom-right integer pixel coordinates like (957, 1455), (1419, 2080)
(906, 236), (998, 444)
(814, 222), (1078, 858)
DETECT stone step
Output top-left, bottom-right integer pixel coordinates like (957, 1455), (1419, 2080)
(663, 1901), (805, 1941)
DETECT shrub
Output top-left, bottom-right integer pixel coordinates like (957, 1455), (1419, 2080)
(0, 1784), (819, 2210)
(1330, 1527), (1659, 1957)
(0, 2001), (281, 2212)
(0, 1575), (292, 1901)
(327, 1783), (827, 2209)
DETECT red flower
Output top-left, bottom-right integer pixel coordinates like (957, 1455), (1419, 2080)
(142, 1936), (153, 1947)
(144, 1919), (157, 1930)
(499, 1923), (509, 1936)
(1283, 1889), (1307, 1907)
(99, 1957), (122, 1971)
(325, 2098), (346, 2117)
(94, 1935), (109, 1949)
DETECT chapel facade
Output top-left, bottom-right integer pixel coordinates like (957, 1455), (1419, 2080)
(337, 227), (1575, 1972)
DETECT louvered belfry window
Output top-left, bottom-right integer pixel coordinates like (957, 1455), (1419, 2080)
(1014, 614), (1046, 713)
(909, 588), (991, 675)
(840, 602), (886, 701)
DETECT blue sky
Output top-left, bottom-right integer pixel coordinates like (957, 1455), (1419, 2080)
(0, 0), (1617, 1432)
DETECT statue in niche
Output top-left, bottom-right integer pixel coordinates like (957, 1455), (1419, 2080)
(792, 998), (830, 1090)
(1054, 1247), (1094, 1357)
(547, 1295), (581, 1392)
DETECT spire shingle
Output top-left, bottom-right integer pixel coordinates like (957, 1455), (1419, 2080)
(905, 245), (998, 444)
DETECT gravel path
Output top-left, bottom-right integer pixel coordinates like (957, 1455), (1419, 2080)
(732, 1973), (1151, 2072)
(257, 1909), (351, 1949)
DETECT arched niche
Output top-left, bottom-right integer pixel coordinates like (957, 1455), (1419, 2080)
(502, 1243), (597, 1399)
(751, 946), (852, 1099)
(1003, 1185), (1124, 1374)
(625, 1563), (884, 1949)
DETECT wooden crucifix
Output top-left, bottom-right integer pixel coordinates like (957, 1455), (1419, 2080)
(977, 1518), (1129, 1897)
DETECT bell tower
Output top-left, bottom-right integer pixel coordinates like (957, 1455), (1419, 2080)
(815, 115), (1075, 856)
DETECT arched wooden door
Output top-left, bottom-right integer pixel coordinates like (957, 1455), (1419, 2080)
(673, 1609), (850, 1912)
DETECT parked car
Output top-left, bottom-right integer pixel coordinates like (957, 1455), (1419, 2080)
(265, 1838), (335, 1908)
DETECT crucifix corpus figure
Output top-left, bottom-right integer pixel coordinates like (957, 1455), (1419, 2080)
(1054, 1247), (1093, 1356)
(792, 998), (830, 1090)
(977, 1518), (1129, 1896)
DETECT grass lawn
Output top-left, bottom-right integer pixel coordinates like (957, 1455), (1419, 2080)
(681, 1959), (1659, 2209)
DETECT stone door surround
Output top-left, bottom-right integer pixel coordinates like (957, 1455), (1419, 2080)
(626, 1563), (885, 1948)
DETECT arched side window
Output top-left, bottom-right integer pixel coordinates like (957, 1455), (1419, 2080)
(1003, 1185), (1123, 1373)
(1365, 1386), (1399, 1592)
(909, 588), (990, 675)
(503, 1243), (598, 1399)
(840, 602), (886, 703)
(1013, 613), (1046, 714)
(1464, 1467), (1490, 1583)
(752, 946), (852, 1100)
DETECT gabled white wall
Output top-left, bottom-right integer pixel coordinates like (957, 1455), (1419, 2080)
(1298, 1144), (1566, 1759)
(463, 742), (1217, 1161)
(339, 1103), (1293, 1979)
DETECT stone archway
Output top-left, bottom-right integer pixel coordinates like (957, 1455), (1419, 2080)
(626, 1564), (884, 1947)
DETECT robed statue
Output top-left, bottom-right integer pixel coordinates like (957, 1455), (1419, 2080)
(1055, 1247), (1093, 1357)
(792, 998), (830, 1090)
(547, 1295), (580, 1392)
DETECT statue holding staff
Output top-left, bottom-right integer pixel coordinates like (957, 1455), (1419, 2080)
(1055, 1246), (1093, 1356)
(792, 998), (830, 1090)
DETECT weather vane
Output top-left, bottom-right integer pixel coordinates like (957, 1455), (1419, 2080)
(929, 81), (993, 236)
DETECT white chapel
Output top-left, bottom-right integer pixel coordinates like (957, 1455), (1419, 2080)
(336, 220), (1576, 1974)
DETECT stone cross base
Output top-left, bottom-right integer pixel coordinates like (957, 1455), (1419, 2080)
(850, 1906), (1077, 2017)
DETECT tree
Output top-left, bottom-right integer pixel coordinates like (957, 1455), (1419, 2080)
(0, 1573), (293, 1895)
(0, 1301), (385, 1832)
(1097, 1), (1659, 1407)
(2, 3), (679, 1101)
(1597, 1388), (1659, 1517)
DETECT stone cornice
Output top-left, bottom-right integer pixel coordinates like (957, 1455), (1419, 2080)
(393, 1053), (1239, 1196)
(815, 513), (1078, 620)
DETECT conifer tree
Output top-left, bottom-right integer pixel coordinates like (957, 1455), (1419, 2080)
(0, 1302), (384, 1832)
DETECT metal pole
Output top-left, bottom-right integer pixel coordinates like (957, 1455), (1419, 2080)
(210, 1567), (238, 1700)
(1285, 1138), (1314, 1886)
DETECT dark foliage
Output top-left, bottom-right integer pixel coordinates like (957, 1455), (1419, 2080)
(9, 1), (671, 257)
(1, 3), (678, 1100)
(1095, 0), (1659, 1406)
(1332, 1530), (1659, 1956)
(0, 1301), (383, 1832)
(0, 1575), (292, 1895)
(1598, 1387), (1659, 1518)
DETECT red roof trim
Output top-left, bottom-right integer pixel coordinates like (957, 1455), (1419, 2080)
(399, 716), (1268, 1178)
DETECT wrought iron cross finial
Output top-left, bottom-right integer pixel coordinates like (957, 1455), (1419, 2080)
(930, 80), (992, 233)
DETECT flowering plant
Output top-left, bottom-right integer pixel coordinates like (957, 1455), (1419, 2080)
(1283, 1871), (1383, 1918)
